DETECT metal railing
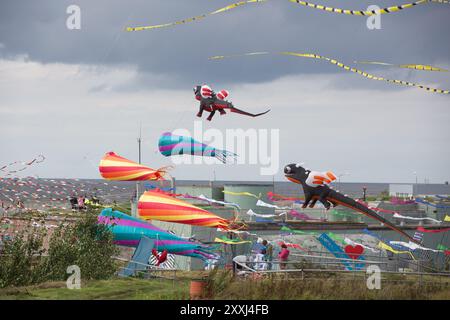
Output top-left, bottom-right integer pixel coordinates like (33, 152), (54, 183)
(232, 254), (450, 279)
(113, 256), (178, 281)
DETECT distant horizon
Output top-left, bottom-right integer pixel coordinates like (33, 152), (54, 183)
(8, 176), (449, 186)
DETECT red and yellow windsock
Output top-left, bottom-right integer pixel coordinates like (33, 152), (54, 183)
(99, 152), (168, 181)
(138, 191), (230, 229)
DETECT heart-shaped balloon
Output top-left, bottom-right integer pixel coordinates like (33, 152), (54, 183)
(344, 245), (364, 260)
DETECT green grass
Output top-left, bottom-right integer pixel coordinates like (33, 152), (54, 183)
(210, 273), (450, 300)
(1, 272), (449, 300)
(0, 277), (190, 300)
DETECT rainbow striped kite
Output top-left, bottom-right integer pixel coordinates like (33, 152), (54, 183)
(98, 208), (217, 260)
(138, 191), (231, 229)
(99, 152), (168, 181)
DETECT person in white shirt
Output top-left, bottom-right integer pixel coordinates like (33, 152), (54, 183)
(254, 249), (267, 271)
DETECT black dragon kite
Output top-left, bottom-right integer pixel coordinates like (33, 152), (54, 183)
(284, 163), (418, 243)
(194, 85), (270, 121)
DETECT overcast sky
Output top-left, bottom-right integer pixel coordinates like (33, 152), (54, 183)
(0, 0), (449, 183)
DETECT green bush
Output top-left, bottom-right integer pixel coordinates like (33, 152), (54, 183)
(0, 227), (46, 288)
(378, 190), (390, 201)
(40, 214), (118, 281)
(0, 214), (119, 288)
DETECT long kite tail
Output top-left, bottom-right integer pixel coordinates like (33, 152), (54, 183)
(354, 61), (449, 72)
(328, 191), (418, 243)
(279, 52), (450, 94)
(210, 52), (450, 94)
(229, 106), (271, 117)
(289, 0), (447, 16)
(126, 0), (266, 31)
(214, 150), (238, 164)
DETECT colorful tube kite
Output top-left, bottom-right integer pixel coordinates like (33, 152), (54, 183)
(138, 191), (232, 229)
(158, 132), (237, 164)
(99, 152), (169, 181)
(98, 208), (217, 260)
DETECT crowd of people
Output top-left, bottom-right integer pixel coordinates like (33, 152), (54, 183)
(69, 195), (100, 211)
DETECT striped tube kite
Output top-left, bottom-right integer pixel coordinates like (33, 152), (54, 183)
(158, 132), (237, 164)
(138, 191), (231, 229)
(98, 208), (218, 260)
(99, 152), (169, 181)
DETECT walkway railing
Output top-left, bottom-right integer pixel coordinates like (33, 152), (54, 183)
(232, 254), (450, 281)
(113, 256), (178, 281)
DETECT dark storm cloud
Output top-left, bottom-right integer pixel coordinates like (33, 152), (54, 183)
(1, 0), (449, 89)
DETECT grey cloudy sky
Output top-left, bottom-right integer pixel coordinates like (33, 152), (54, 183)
(0, 0), (449, 183)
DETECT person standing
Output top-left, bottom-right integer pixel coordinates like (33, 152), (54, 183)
(262, 240), (273, 270)
(278, 243), (290, 270)
(254, 249), (267, 271)
(77, 196), (84, 211)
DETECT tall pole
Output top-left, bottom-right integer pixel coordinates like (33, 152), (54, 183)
(413, 171), (417, 197)
(134, 124), (142, 218)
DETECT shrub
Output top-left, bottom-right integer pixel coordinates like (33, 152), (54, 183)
(0, 214), (119, 288)
(40, 214), (119, 281)
(0, 223), (47, 287)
